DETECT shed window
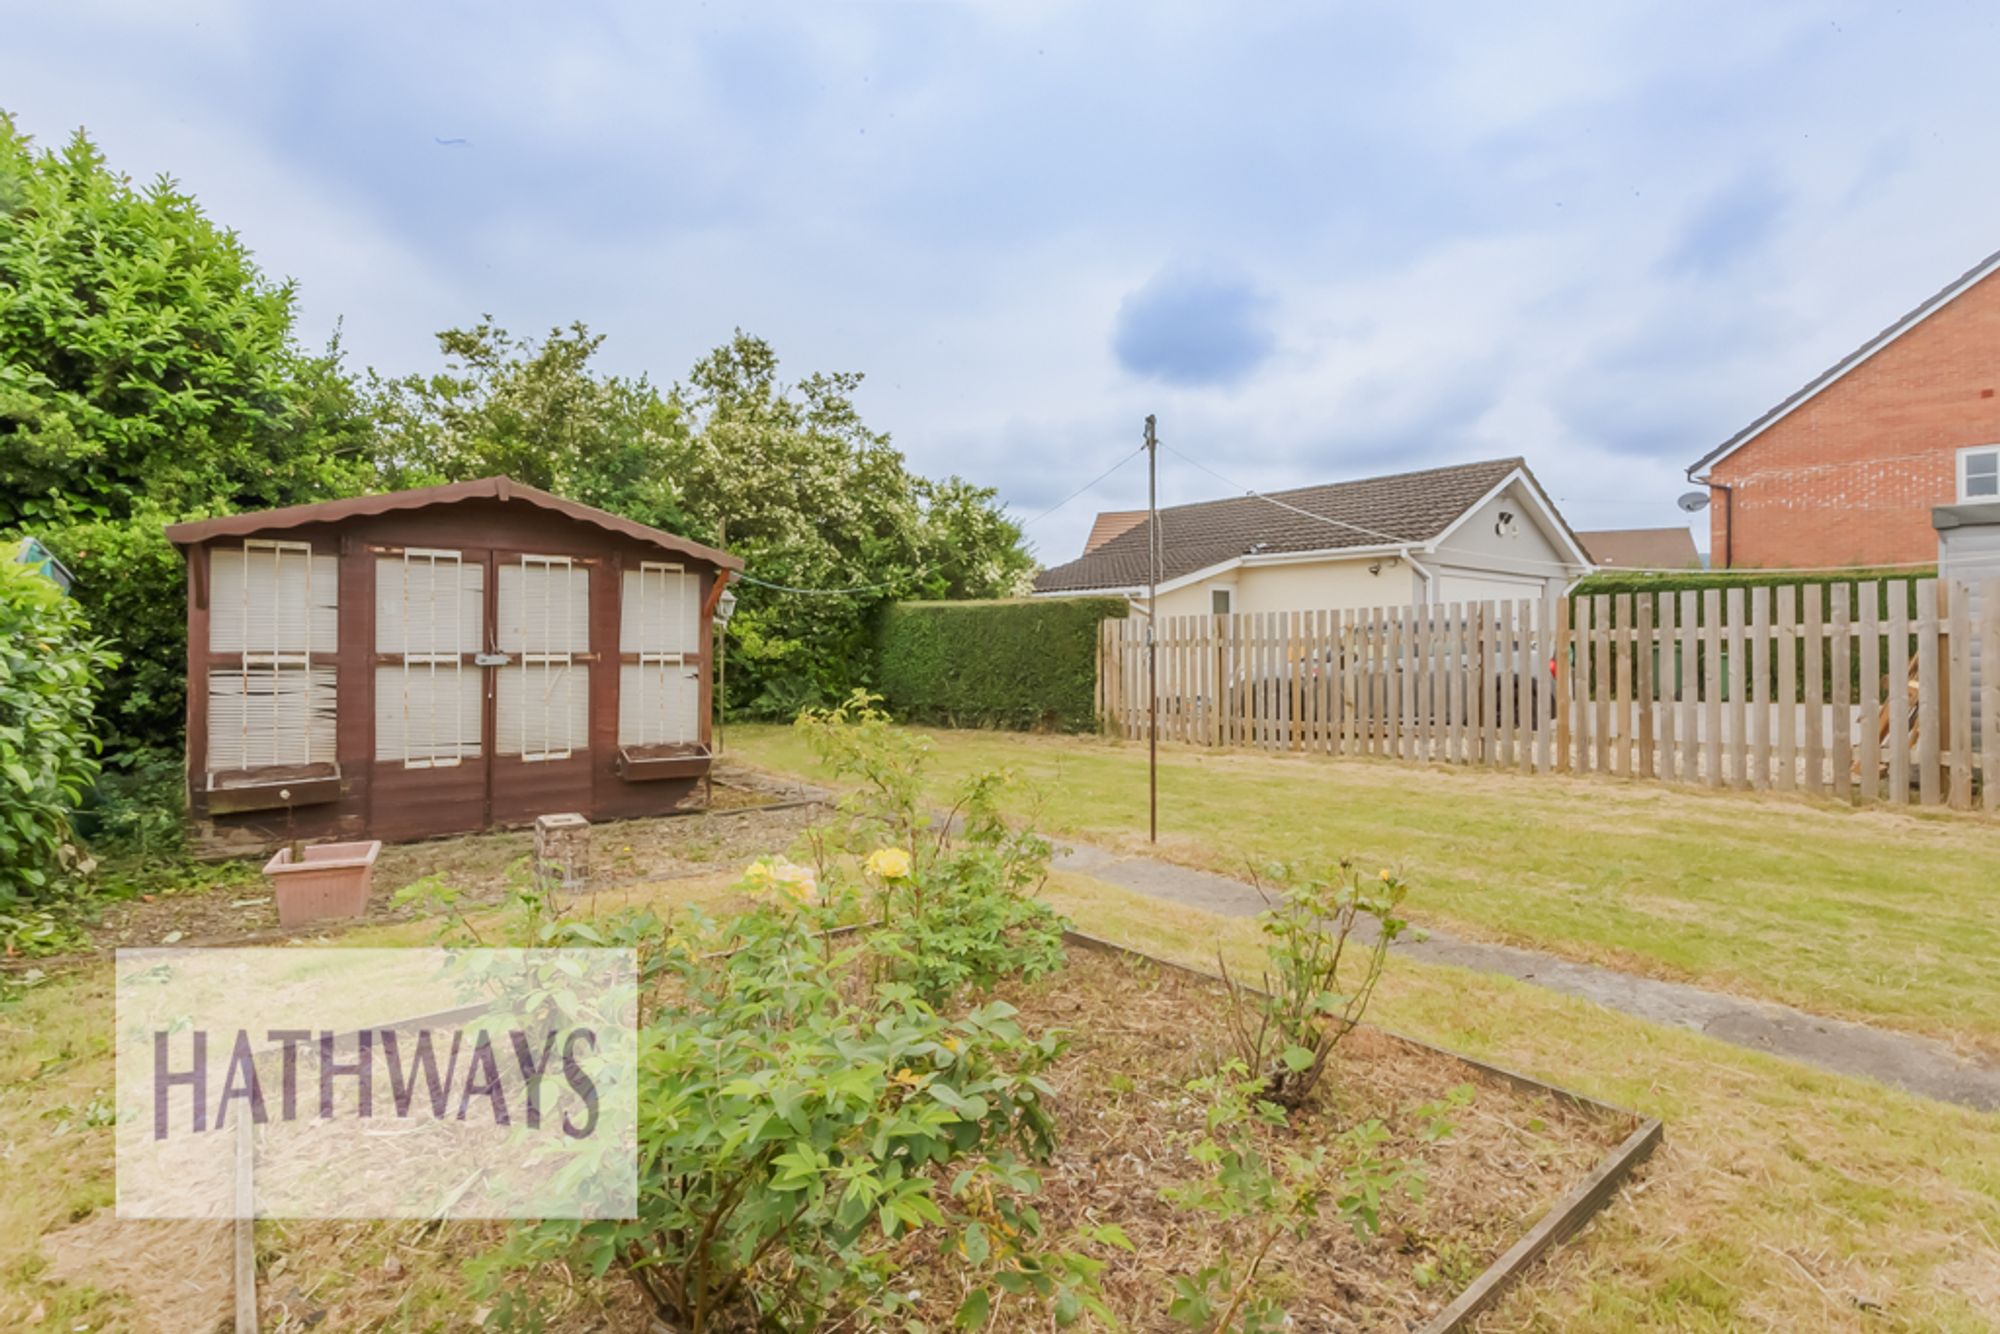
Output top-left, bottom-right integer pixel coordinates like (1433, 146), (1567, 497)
(206, 541), (338, 778)
(619, 563), (701, 747)
(1962, 446), (2000, 502)
(497, 556), (590, 761)
(375, 551), (484, 768)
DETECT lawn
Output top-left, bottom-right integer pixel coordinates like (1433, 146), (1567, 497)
(5, 746), (1998, 1331)
(3, 861), (1998, 1330)
(730, 724), (2000, 1057)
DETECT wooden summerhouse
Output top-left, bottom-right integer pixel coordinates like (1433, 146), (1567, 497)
(164, 477), (742, 848)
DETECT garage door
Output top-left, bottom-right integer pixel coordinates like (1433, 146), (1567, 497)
(1434, 570), (1546, 606)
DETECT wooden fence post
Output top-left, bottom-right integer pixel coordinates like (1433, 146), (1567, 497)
(1680, 590), (1697, 785)
(1983, 578), (2000, 814)
(1658, 593), (1677, 783)
(1948, 581), (1973, 810)
(1701, 589), (1722, 787)
(1918, 579), (1941, 807)
(1857, 583), (1880, 803)
(1888, 583), (1911, 805)
(1749, 587), (1771, 789)
(1831, 586), (1853, 803)
(1610, 595), (1631, 776)
(1803, 586), (1825, 796)
(1724, 587), (1747, 789)
(1555, 596), (1573, 774)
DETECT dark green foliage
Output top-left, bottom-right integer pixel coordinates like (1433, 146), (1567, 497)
(0, 115), (370, 528)
(1574, 566), (1934, 609)
(875, 598), (1128, 731)
(2, 117), (1040, 788)
(668, 334), (1036, 717)
(39, 515), (187, 761)
(0, 555), (117, 916)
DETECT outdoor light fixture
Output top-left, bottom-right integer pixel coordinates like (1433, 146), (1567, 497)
(714, 586), (739, 626)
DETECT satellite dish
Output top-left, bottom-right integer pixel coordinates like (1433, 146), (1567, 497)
(1677, 491), (1711, 513)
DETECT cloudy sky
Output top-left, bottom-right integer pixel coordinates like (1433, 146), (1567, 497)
(8, 2), (2000, 563)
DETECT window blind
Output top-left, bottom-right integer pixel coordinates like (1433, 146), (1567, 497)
(496, 557), (590, 760)
(375, 552), (484, 768)
(205, 541), (337, 778)
(619, 563), (701, 747)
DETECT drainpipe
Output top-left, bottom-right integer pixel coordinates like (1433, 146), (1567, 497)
(1402, 547), (1435, 602)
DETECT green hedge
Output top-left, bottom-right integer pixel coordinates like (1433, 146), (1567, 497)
(875, 597), (1128, 731)
(1574, 566), (1935, 602)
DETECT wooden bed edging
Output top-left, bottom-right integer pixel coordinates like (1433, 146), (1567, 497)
(1058, 929), (1664, 1332)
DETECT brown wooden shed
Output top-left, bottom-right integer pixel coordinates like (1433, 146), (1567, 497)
(164, 477), (742, 849)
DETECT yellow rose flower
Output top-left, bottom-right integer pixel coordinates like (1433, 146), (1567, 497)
(865, 847), (913, 880)
(745, 857), (817, 903)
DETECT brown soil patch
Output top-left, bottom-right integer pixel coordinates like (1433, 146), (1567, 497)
(249, 945), (1632, 1331)
(891, 946), (1633, 1331)
(51, 788), (822, 959)
(41, 1215), (232, 1333)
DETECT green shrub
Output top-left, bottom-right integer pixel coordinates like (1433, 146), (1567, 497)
(795, 691), (1070, 1006)
(40, 513), (187, 762)
(482, 898), (1115, 1333)
(875, 597), (1127, 732)
(0, 554), (117, 913)
(1220, 862), (1409, 1110)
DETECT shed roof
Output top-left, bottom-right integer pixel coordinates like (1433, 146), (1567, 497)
(1035, 457), (1538, 593)
(163, 476), (744, 570)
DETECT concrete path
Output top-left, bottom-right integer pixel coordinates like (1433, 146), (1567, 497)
(1053, 840), (2000, 1113)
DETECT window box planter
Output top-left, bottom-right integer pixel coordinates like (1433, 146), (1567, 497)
(616, 744), (713, 782)
(262, 840), (381, 928)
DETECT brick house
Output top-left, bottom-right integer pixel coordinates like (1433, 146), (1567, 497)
(1687, 248), (2000, 568)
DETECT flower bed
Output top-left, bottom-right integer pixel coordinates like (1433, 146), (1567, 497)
(242, 694), (1655, 1332)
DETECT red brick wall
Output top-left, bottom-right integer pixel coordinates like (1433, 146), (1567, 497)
(1707, 266), (2000, 568)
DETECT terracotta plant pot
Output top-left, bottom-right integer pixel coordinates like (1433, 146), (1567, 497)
(262, 840), (382, 928)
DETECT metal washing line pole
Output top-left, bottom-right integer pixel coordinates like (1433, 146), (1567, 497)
(1145, 414), (1159, 844)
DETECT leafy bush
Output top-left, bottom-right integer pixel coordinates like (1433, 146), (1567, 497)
(484, 897), (1115, 1333)
(875, 597), (1128, 732)
(796, 691), (1070, 1005)
(39, 514), (188, 762)
(1220, 862), (1409, 1110)
(0, 556), (117, 916)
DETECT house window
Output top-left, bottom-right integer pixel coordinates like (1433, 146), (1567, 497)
(1961, 446), (2000, 501)
(374, 550), (484, 768)
(497, 556), (590, 762)
(619, 563), (702, 748)
(1211, 587), (1234, 615)
(206, 541), (338, 779)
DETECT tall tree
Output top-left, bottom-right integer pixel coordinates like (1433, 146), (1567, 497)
(0, 114), (367, 526)
(367, 324), (1033, 716)
(366, 319), (691, 532)
(668, 331), (1032, 715)
(1, 114), (368, 763)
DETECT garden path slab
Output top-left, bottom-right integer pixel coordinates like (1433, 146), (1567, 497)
(1051, 840), (2000, 1113)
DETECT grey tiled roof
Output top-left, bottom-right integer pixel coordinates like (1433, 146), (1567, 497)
(1034, 457), (1524, 593)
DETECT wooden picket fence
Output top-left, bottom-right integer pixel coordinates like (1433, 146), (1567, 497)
(1095, 576), (2000, 812)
